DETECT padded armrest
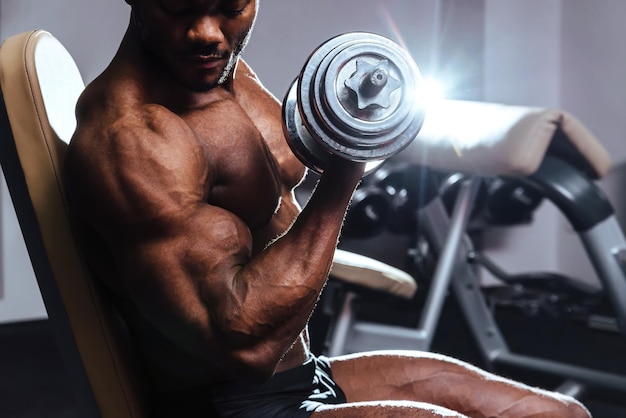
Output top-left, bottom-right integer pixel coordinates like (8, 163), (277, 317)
(397, 99), (611, 179)
(331, 249), (417, 299)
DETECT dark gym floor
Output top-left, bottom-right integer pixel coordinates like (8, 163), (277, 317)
(2, 294), (626, 418)
(0, 320), (81, 418)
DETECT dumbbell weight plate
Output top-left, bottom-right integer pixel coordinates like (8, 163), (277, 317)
(283, 32), (426, 174)
(283, 80), (331, 173)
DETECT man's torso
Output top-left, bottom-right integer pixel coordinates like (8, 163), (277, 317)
(66, 59), (310, 390)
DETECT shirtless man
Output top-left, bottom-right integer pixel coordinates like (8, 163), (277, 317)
(63, 0), (591, 416)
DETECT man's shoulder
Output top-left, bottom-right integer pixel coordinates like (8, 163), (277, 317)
(76, 80), (186, 144)
(80, 73), (175, 120)
(67, 82), (201, 184)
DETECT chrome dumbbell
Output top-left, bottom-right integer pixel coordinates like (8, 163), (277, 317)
(283, 32), (427, 174)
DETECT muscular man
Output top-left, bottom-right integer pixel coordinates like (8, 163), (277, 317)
(63, 0), (590, 416)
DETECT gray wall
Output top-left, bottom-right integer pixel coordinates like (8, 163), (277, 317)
(0, 0), (129, 83)
(246, 0), (445, 98)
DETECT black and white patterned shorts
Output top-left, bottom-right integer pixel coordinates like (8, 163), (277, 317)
(212, 354), (347, 417)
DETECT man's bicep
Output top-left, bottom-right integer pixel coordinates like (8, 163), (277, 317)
(107, 205), (255, 357)
(111, 202), (252, 298)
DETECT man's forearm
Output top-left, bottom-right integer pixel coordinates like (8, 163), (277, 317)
(220, 162), (363, 364)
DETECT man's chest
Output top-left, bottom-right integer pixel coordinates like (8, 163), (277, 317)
(180, 99), (296, 231)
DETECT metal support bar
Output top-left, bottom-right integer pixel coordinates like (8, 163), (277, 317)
(327, 292), (358, 357)
(421, 196), (511, 365)
(416, 176), (481, 349)
(580, 216), (626, 334)
(554, 380), (587, 399)
(494, 352), (626, 392)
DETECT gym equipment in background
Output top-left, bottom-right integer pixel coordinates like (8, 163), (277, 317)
(318, 99), (626, 400)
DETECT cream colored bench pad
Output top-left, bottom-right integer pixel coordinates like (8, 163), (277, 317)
(331, 249), (417, 299)
(398, 100), (611, 179)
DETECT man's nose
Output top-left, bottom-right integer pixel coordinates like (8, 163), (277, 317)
(186, 15), (226, 45)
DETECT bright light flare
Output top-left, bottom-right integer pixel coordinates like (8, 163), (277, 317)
(422, 78), (447, 108)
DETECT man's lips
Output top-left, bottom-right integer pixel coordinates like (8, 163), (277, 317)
(184, 54), (225, 70)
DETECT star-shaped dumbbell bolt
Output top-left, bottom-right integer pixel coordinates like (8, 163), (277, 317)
(344, 59), (401, 110)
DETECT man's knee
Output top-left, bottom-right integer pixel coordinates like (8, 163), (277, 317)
(546, 394), (591, 418)
(502, 391), (591, 418)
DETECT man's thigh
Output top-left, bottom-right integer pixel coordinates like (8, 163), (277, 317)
(327, 350), (588, 418)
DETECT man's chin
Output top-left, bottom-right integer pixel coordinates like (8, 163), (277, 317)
(179, 68), (229, 92)
(186, 80), (220, 93)
(172, 59), (234, 92)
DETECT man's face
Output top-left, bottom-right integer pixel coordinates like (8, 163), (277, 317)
(130, 0), (258, 92)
